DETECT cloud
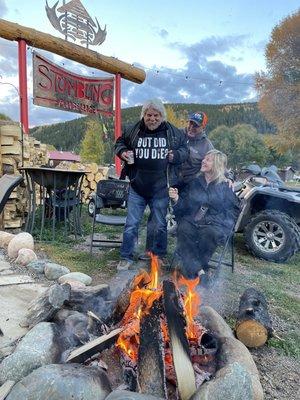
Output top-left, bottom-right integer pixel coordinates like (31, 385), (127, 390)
(0, 34), (257, 126)
(172, 34), (248, 60)
(0, 0), (7, 17)
(122, 35), (255, 107)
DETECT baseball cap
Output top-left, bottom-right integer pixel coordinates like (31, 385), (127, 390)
(188, 112), (208, 128)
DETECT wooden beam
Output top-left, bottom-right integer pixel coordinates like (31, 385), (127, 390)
(0, 19), (146, 84)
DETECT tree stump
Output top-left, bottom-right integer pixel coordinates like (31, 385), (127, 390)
(235, 288), (272, 348)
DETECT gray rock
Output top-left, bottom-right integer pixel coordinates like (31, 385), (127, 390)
(105, 390), (164, 400)
(218, 337), (264, 400)
(27, 260), (46, 274)
(58, 272), (92, 286)
(0, 322), (60, 384)
(6, 363), (112, 400)
(44, 263), (70, 280)
(191, 362), (254, 400)
(198, 305), (234, 339)
(62, 311), (90, 348)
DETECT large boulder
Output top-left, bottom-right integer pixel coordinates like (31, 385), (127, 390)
(58, 272), (92, 286)
(7, 232), (34, 259)
(0, 322), (60, 384)
(217, 337), (264, 400)
(191, 362), (253, 400)
(0, 231), (14, 248)
(15, 249), (38, 266)
(198, 306), (234, 339)
(44, 263), (70, 280)
(6, 364), (112, 400)
(27, 260), (46, 274)
(106, 390), (164, 400)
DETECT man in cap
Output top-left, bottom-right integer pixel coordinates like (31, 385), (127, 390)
(179, 111), (214, 186)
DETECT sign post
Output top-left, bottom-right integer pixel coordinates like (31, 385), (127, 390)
(18, 39), (29, 134)
(115, 73), (122, 176)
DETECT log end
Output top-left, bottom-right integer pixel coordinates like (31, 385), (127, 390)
(235, 320), (268, 348)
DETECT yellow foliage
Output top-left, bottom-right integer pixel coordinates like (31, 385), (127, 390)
(165, 105), (185, 128)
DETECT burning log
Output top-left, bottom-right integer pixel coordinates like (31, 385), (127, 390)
(66, 327), (123, 363)
(235, 288), (272, 348)
(137, 300), (167, 399)
(163, 280), (196, 400)
(110, 270), (151, 325)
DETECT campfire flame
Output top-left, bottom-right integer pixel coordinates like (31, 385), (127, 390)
(177, 275), (202, 340)
(116, 253), (203, 361)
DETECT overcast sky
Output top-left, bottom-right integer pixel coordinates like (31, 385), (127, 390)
(0, 0), (299, 126)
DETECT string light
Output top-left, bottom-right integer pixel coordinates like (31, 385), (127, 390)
(0, 40), (254, 87)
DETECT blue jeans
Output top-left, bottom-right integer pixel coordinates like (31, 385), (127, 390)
(121, 187), (169, 261)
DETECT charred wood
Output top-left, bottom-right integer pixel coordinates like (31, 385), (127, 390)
(235, 288), (272, 348)
(66, 327), (123, 363)
(137, 300), (167, 399)
(120, 353), (137, 392)
(163, 280), (196, 400)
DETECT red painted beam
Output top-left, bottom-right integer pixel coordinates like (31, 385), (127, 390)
(18, 39), (29, 134)
(114, 73), (122, 177)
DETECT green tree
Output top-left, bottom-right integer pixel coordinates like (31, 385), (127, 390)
(0, 113), (12, 121)
(209, 124), (270, 169)
(80, 118), (105, 164)
(255, 10), (300, 154)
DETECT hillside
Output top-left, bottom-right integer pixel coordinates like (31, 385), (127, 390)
(30, 102), (275, 153)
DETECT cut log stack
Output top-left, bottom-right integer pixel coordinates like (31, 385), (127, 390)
(55, 161), (109, 203)
(0, 121), (48, 229)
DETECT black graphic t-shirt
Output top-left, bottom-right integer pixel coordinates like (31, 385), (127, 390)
(131, 122), (169, 198)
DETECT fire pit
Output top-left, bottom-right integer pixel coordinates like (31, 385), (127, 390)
(65, 255), (263, 400)
(2, 255), (264, 400)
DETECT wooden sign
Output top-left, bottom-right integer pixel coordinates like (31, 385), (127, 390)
(33, 51), (114, 116)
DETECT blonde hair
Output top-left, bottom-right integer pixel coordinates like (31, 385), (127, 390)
(203, 149), (227, 183)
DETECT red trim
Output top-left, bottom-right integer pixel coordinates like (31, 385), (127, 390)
(18, 40), (29, 134)
(114, 73), (122, 177)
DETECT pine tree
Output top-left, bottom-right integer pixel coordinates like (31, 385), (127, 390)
(80, 118), (105, 164)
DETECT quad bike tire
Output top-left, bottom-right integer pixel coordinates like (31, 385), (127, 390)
(244, 210), (300, 263)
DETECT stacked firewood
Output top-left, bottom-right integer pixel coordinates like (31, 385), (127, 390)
(0, 121), (48, 229)
(55, 161), (109, 203)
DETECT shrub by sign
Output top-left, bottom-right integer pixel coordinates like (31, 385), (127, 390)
(33, 52), (114, 116)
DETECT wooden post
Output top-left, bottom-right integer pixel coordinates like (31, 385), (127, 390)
(0, 19), (146, 84)
(114, 73), (122, 177)
(18, 39), (29, 135)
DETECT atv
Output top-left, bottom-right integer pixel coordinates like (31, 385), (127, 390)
(235, 165), (300, 263)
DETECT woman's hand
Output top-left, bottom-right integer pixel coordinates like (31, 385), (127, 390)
(169, 187), (179, 202)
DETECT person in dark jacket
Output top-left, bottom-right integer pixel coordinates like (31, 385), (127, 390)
(179, 111), (214, 185)
(115, 98), (188, 270)
(169, 149), (240, 280)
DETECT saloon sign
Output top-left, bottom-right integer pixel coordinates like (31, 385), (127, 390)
(33, 52), (114, 116)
